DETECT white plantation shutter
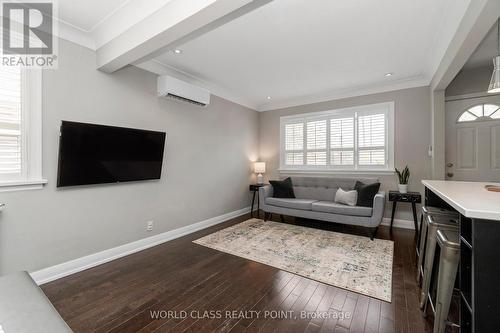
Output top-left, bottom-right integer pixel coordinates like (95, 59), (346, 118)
(284, 122), (304, 165)
(280, 102), (393, 171)
(0, 67), (22, 177)
(330, 117), (354, 166)
(358, 112), (386, 166)
(306, 119), (326, 165)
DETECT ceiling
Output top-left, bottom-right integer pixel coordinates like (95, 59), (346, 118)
(153, 0), (468, 110)
(52, 0), (475, 111)
(58, 0), (128, 31)
(464, 21), (499, 69)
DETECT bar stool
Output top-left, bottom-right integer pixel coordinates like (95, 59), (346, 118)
(419, 215), (459, 309)
(433, 229), (460, 333)
(417, 207), (458, 283)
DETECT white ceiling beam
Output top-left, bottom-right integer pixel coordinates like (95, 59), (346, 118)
(430, 0), (500, 91)
(96, 0), (272, 73)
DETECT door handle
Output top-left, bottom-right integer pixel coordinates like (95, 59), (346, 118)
(447, 172), (454, 177)
(447, 163), (453, 168)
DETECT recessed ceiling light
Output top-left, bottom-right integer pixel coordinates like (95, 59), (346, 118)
(173, 49), (182, 54)
(266, 96), (272, 100)
(385, 73), (394, 77)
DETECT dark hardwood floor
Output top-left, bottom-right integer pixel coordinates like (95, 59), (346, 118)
(42, 212), (436, 333)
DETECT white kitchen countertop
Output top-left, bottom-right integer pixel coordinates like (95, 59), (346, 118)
(422, 180), (500, 220)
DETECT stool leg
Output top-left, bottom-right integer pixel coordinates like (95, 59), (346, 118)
(416, 213), (428, 282)
(420, 229), (438, 309)
(433, 249), (460, 333)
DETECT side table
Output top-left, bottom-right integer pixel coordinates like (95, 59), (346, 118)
(388, 190), (422, 234)
(249, 184), (266, 218)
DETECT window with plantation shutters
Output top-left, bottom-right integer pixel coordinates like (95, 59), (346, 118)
(0, 67), (22, 176)
(0, 67), (43, 189)
(358, 112), (386, 166)
(280, 102), (394, 172)
(284, 122), (304, 165)
(306, 119), (327, 165)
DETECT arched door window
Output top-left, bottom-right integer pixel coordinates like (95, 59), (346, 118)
(457, 104), (500, 122)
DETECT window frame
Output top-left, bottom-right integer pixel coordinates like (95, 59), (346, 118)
(0, 68), (45, 192)
(279, 101), (395, 174)
(457, 103), (500, 123)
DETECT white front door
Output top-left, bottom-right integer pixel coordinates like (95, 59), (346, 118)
(445, 95), (500, 181)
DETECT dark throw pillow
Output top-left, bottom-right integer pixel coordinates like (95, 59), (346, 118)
(269, 177), (296, 198)
(355, 181), (381, 207)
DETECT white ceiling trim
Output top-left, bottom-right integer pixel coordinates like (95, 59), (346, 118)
(257, 75), (431, 112)
(57, 19), (96, 50)
(135, 59), (259, 110)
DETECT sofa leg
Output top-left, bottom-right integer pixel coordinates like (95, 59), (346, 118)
(263, 212), (268, 221)
(280, 214), (285, 223)
(369, 227), (379, 241)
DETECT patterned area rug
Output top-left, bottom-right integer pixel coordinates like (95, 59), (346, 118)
(193, 219), (393, 302)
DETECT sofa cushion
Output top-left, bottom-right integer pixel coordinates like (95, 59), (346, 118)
(269, 177), (296, 198)
(293, 186), (336, 201)
(266, 197), (317, 210)
(355, 181), (381, 207)
(311, 201), (373, 217)
(334, 188), (358, 206)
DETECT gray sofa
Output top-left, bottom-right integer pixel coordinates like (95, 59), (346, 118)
(259, 177), (386, 240)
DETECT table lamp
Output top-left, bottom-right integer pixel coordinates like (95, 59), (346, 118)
(254, 162), (266, 184)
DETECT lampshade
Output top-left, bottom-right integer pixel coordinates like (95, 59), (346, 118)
(254, 162), (266, 174)
(488, 56), (500, 93)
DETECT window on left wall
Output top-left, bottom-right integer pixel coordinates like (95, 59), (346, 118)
(0, 67), (45, 191)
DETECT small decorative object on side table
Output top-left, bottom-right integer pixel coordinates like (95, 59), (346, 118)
(395, 165), (410, 193)
(388, 190), (421, 234)
(249, 184), (266, 218)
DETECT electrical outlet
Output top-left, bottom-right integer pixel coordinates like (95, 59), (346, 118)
(146, 221), (154, 232)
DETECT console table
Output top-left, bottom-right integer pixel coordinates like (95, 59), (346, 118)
(422, 180), (500, 333)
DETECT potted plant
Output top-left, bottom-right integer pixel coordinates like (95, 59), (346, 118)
(395, 165), (410, 193)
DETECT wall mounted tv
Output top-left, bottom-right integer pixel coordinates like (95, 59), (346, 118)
(57, 121), (166, 187)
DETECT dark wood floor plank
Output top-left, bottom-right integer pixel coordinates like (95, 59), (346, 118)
(348, 295), (369, 333)
(41, 213), (431, 333)
(363, 298), (381, 333)
(215, 271), (294, 333)
(233, 274), (301, 332)
(307, 286), (339, 332)
(336, 293), (358, 329)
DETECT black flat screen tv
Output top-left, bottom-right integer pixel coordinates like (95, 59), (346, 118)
(57, 121), (166, 187)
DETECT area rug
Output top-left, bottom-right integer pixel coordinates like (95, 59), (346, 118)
(193, 219), (393, 302)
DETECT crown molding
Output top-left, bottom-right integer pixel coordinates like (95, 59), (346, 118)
(256, 75), (431, 112)
(57, 19), (96, 50)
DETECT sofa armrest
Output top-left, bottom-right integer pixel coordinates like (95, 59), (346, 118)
(370, 191), (386, 226)
(259, 185), (273, 209)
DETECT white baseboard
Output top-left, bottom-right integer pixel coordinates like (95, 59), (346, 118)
(30, 206), (251, 285)
(381, 217), (416, 230)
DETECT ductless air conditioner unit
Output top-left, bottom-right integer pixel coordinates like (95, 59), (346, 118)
(157, 75), (210, 107)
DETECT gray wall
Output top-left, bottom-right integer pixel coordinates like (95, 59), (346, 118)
(0, 40), (259, 274)
(259, 86), (432, 221)
(445, 65), (493, 96)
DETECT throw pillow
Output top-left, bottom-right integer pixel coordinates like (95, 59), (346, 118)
(355, 181), (381, 207)
(269, 177), (296, 198)
(334, 188), (358, 206)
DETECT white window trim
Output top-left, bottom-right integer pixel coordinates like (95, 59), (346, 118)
(0, 69), (46, 191)
(279, 101), (395, 174)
